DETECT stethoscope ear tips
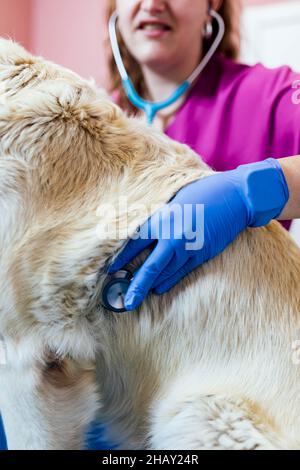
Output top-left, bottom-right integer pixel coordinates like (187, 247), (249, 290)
(100, 269), (133, 313)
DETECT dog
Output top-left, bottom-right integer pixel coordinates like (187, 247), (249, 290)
(0, 39), (299, 450)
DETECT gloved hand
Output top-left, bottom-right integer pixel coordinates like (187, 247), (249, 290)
(108, 158), (289, 311)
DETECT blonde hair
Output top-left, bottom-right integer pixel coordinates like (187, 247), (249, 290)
(105, 0), (242, 114)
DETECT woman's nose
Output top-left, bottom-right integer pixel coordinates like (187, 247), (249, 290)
(140, 0), (167, 14)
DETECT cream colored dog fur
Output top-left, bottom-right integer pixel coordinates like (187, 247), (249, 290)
(0, 39), (299, 450)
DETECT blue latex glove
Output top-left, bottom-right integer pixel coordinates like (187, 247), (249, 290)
(108, 158), (289, 310)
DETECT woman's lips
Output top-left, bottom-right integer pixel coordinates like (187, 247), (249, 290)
(136, 21), (172, 39)
(139, 28), (171, 39)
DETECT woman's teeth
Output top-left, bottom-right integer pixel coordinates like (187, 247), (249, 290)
(141, 24), (169, 31)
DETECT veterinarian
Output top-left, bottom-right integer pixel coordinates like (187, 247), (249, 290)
(106, 0), (300, 311)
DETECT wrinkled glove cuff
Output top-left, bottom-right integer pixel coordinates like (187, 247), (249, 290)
(235, 158), (289, 228)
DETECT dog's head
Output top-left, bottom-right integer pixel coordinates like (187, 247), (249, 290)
(0, 39), (209, 365)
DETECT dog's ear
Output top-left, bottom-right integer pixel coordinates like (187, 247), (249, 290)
(0, 38), (96, 100)
(0, 38), (34, 67)
(0, 39), (41, 98)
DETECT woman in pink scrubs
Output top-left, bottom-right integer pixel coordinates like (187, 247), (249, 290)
(106, 0), (300, 311)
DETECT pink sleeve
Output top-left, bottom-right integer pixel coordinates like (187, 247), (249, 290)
(264, 65), (300, 157)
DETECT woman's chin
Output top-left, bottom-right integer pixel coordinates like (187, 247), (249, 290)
(137, 50), (177, 71)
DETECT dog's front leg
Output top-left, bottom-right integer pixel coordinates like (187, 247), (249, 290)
(0, 337), (98, 450)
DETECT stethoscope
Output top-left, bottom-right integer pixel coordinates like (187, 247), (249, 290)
(101, 269), (133, 313)
(102, 8), (225, 313)
(108, 8), (225, 125)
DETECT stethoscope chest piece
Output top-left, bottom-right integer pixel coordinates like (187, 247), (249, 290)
(101, 269), (132, 313)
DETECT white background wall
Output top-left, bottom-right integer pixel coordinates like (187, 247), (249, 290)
(241, 0), (300, 245)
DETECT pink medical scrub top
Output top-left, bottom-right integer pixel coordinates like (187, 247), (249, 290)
(164, 53), (300, 230)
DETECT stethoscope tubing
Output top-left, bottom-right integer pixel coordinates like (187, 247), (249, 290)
(108, 9), (225, 124)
